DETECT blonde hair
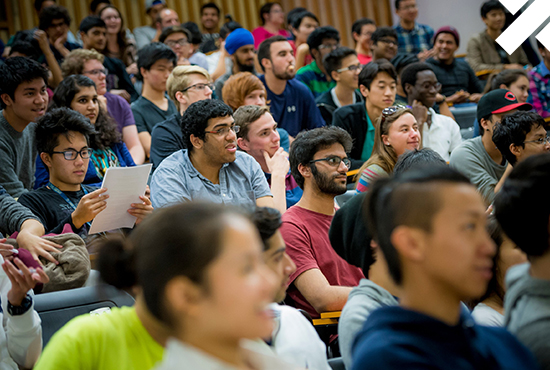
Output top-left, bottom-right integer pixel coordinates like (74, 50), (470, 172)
(222, 72), (267, 111)
(167, 65), (211, 111)
(356, 107), (415, 181)
(61, 49), (105, 77)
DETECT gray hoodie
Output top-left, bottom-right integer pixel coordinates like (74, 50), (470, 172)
(338, 279), (398, 370)
(505, 262), (550, 370)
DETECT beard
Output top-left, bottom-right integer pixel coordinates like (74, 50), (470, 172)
(273, 65), (295, 80)
(236, 62), (255, 73)
(310, 164), (347, 196)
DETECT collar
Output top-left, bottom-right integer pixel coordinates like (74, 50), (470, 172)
(311, 60), (324, 75)
(538, 61), (550, 77)
(182, 149), (229, 181)
(396, 22), (420, 33)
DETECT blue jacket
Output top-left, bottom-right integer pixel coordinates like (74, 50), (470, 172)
(352, 305), (538, 370)
(34, 142), (135, 188)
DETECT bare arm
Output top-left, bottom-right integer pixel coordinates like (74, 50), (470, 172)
(494, 162), (513, 195)
(263, 148), (289, 215)
(138, 132), (152, 159)
(122, 125), (145, 164)
(255, 195), (275, 209)
(295, 43), (310, 70)
(294, 268), (353, 313)
(16, 219), (62, 265)
(210, 41), (228, 82)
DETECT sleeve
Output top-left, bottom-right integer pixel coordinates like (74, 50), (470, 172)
(0, 144), (27, 199)
(356, 165), (385, 194)
(150, 126), (182, 171)
(280, 218), (319, 283)
(133, 27), (152, 51)
(5, 299), (43, 368)
(131, 105), (148, 133)
(119, 97), (136, 128)
(448, 119), (463, 155)
(0, 186), (38, 235)
(150, 164), (190, 208)
(34, 155), (50, 189)
(112, 58), (139, 102)
(277, 128), (290, 153)
(249, 157), (272, 199)
(17, 192), (78, 235)
(466, 36), (504, 72)
(303, 88), (326, 131)
(116, 143), (136, 167)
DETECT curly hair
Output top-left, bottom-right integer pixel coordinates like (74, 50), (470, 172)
(61, 49), (105, 77)
(51, 75), (121, 150)
(222, 72), (267, 111)
(181, 99), (233, 152)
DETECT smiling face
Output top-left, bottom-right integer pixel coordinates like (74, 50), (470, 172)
(513, 124), (550, 163)
(2, 78), (48, 125)
(407, 70), (439, 108)
(334, 54), (361, 90)
(505, 76), (530, 104)
(382, 112), (420, 156)
(201, 7), (219, 32)
(238, 112), (280, 160)
(101, 7), (122, 35)
(372, 37), (398, 60)
(42, 131), (89, 189)
(434, 33), (458, 63)
(70, 86), (99, 125)
(265, 41), (295, 80)
(483, 9), (506, 31)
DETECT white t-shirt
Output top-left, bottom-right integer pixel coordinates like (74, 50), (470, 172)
(422, 108), (463, 162)
(471, 302), (504, 327)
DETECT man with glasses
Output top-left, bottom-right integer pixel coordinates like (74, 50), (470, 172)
(280, 126), (364, 318)
(150, 65), (213, 172)
(401, 62), (462, 161)
(427, 27), (484, 104)
(150, 99), (273, 209)
(79, 16), (139, 103)
(316, 47), (364, 126)
(131, 42), (178, 160)
(393, 0), (435, 60)
(450, 89), (532, 205)
(493, 111), (550, 169)
(371, 27), (399, 62)
(18, 108), (152, 238)
(160, 26), (193, 66)
(296, 26), (340, 98)
(213, 28), (256, 102)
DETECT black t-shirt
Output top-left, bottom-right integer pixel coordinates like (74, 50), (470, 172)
(18, 185), (98, 236)
(494, 42), (511, 64)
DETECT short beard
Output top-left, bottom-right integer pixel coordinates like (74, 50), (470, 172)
(273, 65), (295, 80)
(310, 164), (347, 196)
(237, 62), (254, 73)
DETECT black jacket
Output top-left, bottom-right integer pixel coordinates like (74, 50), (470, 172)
(315, 89), (363, 126)
(332, 102), (372, 170)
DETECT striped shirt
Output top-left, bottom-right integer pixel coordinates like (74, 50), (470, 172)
(356, 164), (388, 193)
(393, 23), (434, 55)
(528, 62), (550, 118)
(296, 61), (336, 98)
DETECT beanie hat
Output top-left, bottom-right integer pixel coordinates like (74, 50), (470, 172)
(434, 26), (460, 46)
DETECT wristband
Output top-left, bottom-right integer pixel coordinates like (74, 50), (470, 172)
(7, 294), (33, 316)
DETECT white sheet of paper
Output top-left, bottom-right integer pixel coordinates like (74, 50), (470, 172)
(89, 164), (152, 234)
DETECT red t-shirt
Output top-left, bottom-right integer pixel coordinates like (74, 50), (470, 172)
(358, 53), (373, 65)
(281, 206), (365, 318)
(252, 26), (291, 49)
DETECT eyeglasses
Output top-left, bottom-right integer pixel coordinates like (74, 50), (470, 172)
(182, 83), (215, 92)
(309, 155), (351, 168)
(417, 82), (442, 91)
(378, 38), (398, 47)
(319, 43), (340, 51)
(524, 136), (550, 145)
(337, 63), (363, 73)
(399, 4), (417, 10)
(83, 68), (108, 76)
(165, 38), (189, 47)
(204, 125), (240, 136)
(51, 148), (92, 160)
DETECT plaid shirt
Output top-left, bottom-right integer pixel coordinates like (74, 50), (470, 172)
(528, 62), (550, 118)
(393, 22), (434, 54)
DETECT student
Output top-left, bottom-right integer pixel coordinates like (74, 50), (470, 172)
(449, 89), (531, 205)
(258, 35), (325, 138)
(289, 11), (319, 70)
(61, 49), (145, 164)
(401, 62), (462, 161)
(181, 22), (210, 72)
(35, 75), (136, 188)
(493, 111), (550, 168)
(150, 65), (213, 171)
(528, 40), (550, 118)
(213, 28), (256, 102)
(252, 2), (290, 49)
(235, 105), (302, 214)
(352, 164), (539, 369)
(281, 127), (364, 318)
(427, 26), (484, 104)
(467, 0), (529, 72)
(295, 26), (339, 98)
(332, 59), (397, 169)
(0, 254), (48, 370)
(470, 216), (527, 326)
(99, 5), (137, 73)
(133, 0), (167, 50)
(131, 42), (178, 159)
(252, 207), (331, 370)
(316, 47), (364, 126)
(38, 5), (81, 64)
(391, 52), (419, 105)
(19, 108), (151, 239)
(150, 99), (273, 210)
(393, 0), (434, 58)
(90, 0), (111, 15)
(494, 154), (550, 370)
(352, 18), (376, 65)
(355, 106), (420, 193)
(371, 27), (399, 62)
(159, 26), (193, 67)
(199, 3), (220, 54)
(0, 57), (49, 198)
(79, 16), (139, 103)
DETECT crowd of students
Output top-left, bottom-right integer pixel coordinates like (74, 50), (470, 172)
(0, 0), (550, 369)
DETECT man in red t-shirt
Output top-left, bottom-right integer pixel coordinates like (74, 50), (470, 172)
(281, 126), (364, 318)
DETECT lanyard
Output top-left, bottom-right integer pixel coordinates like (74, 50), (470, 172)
(47, 182), (91, 228)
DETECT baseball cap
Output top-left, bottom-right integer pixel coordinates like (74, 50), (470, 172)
(476, 89), (532, 121)
(145, 0), (165, 12)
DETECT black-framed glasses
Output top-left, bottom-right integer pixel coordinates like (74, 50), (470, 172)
(204, 125), (240, 136)
(337, 63), (363, 73)
(182, 83), (215, 92)
(524, 136), (550, 145)
(319, 43), (340, 51)
(309, 155), (351, 168)
(83, 68), (108, 76)
(51, 148), (92, 160)
(165, 38), (189, 47)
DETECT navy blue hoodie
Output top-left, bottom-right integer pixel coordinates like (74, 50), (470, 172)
(351, 305), (538, 370)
